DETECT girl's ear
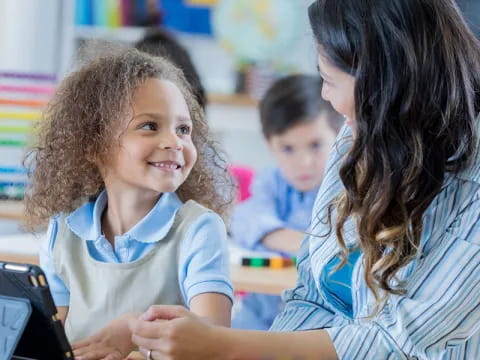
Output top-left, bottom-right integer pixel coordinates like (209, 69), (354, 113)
(87, 152), (107, 178)
(94, 158), (109, 180)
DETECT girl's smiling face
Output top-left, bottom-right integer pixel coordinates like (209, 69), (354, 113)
(100, 78), (197, 197)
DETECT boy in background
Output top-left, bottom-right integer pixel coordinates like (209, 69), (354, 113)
(230, 74), (344, 330)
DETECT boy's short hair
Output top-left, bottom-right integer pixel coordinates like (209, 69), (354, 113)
(135, 28), (207, 109)
(259, 74), (343, 139)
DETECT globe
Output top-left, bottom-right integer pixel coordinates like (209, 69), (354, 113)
(212, 0), (303, 62)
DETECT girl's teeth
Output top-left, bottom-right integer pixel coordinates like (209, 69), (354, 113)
(152, 163), (178, 169)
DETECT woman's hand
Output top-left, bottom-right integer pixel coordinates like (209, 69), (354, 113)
(73, 312), (140, 360)
(131, 305), (337, 360)
(131, 305), (224, 360)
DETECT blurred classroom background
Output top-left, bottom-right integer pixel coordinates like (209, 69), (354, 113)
(0, 0), (318, 235)
(1, 0), (478, 236)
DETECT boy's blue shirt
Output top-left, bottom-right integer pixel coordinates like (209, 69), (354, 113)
(40, 191), (234, 307)
(230, 167), (318, 252)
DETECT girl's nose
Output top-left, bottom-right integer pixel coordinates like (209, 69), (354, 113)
(160, 132), (182, 151)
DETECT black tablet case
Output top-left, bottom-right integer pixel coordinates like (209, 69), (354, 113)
(0, 263), (72, 360)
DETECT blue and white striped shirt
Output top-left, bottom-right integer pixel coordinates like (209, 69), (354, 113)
(271, 125), (480, 359)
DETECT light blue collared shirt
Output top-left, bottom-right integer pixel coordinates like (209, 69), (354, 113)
(271, 125), (480, 359)
(40, 191), (234, 307)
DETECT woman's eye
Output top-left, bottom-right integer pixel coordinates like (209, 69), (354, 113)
(281, 145), (293, 153)
(320, 76), (333, 87)
(311, 141), (322, 150)
(140, 122), (157, 131)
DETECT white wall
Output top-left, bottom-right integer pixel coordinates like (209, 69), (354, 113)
(207, 103), (273, 170)
(0, 0), (73, 75)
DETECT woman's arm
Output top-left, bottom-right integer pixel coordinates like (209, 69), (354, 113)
(220, 326), (337, 360)
(131, 305), (338, 360)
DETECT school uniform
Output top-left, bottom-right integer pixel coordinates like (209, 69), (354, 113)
(230, 168), (318, 330)
(271, 125), (480, 359)
(40, 191), (233, 342)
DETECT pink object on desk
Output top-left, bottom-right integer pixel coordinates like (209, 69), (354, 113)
(229, 165), (255, 202)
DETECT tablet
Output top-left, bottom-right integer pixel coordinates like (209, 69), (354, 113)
(0, 261), (73, 360)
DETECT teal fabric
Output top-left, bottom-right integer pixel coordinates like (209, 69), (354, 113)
(321, 248), (362, 318)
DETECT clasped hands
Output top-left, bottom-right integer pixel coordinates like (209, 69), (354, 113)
(72, 306), (220, 360)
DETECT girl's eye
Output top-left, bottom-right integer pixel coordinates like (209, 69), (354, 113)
(311, 141), (322, 150)
(281, 145), (293, 153)
(140, 122), (157, 131)
(177, 125), (191, 135)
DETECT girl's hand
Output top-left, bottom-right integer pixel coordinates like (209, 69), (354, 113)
(73, 312), (140, 360)
(71, 341), (123, 360)
(131, 305), (223, 360)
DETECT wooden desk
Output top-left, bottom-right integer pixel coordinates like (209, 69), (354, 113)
(0, 200), (24, 220)
(230, 265), (297, 295)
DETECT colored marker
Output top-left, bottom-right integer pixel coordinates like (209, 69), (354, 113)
(240, 256), (296, 268)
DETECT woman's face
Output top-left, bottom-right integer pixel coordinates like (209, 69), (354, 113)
(317, 49), (356, 128)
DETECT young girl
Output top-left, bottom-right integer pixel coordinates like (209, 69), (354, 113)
(126, 0), (480, 359)
(24, 48), (234, 359)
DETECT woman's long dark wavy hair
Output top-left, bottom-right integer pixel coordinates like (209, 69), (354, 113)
(24, 48), (234, 230)
(309, 0), (480, 307)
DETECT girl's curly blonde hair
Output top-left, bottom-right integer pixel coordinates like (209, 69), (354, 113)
(24, 48), (234, 230)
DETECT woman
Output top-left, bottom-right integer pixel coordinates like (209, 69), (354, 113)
(128, 0), (480, 359)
